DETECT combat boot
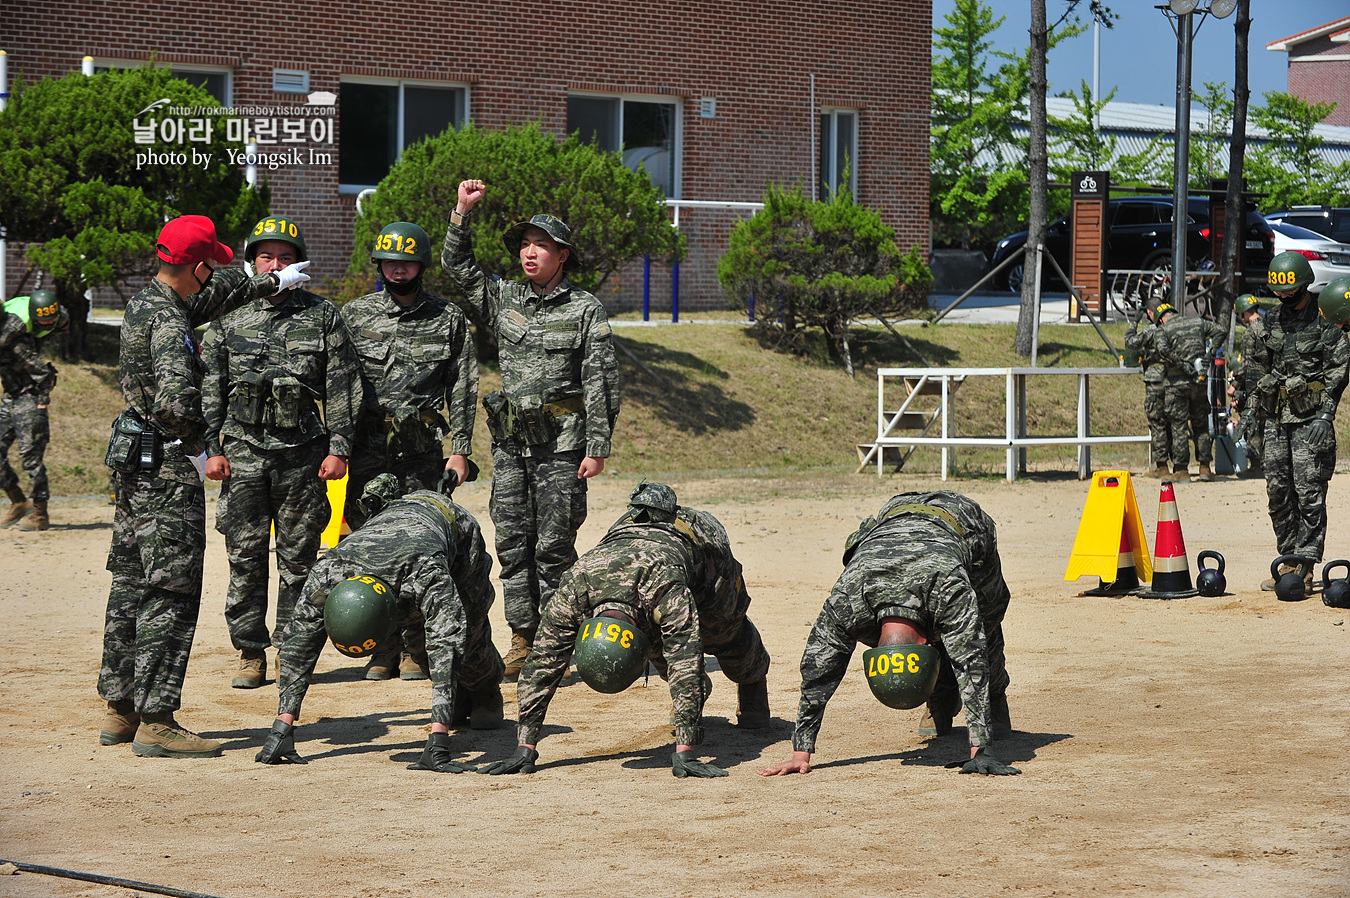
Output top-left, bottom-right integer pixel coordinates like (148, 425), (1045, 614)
(365, 650), (398, 680)
(1171, 466), (1191, 482)
(231, 651), (266, 689)
(1194, 464), (1213, 483)
(1147, 463), (1169, 478)
(469, 683), (504, 730)
(99, 700), (140, 746)
(399, 652), (430, 681)
(1, 489), (30, 528)
(736, 679), (770, 729)
(131, 714), (223, 758)
(501, 632), (532, 682)
(992, 693), (1013, 739)
(918, 707), (953, 737)
(18, 501), (49, 530)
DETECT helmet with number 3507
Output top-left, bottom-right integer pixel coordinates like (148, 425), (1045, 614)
(573, 615), (651, 693)
(244, 216), (307, 263)
(1267, 251), (1314, 292)
(323, 574), (398, 658)
(371, 221), (432, 266)
(862, 643), (941, 709)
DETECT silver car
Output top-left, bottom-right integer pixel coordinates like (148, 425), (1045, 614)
(1267, 220), (1350, 295)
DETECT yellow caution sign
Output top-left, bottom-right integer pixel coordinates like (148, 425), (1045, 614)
(321, 473), (349, 549)
(1064, 470), (1152, 584)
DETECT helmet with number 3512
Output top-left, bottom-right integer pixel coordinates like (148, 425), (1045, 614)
(371, 221), (432, 266)
(244, 216), (307, 263)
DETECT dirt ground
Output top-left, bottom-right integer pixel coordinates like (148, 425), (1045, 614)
(1, 469), (1347, 897)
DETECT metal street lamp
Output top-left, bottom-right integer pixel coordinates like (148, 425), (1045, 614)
(1159, 0), (1235, 311)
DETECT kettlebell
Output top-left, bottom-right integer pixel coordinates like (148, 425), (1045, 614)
(1322, 560), (1350, 609)
(1272, 554), (1313, 602)
(1195, 550), (1226, 597)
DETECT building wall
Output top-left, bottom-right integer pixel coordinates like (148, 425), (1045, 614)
(2, 0), (931, 310)
(1285, 33), (1350, 128)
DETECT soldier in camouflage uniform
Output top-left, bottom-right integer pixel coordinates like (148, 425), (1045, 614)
(442, 179), (621, 680)
(760, 491), (1018, 777)
(0, 290), (69, 530)
(1231, 294), (1265, 471)
(1156, 305), (1228, 481)
(256, 476), (504, 767)
(479, 483), (767, 778)
(202, 216), (363, 689)
(343, 220), (478, 681)
(1124, 302), (1173, 477)
(1246, 253), (1350, 591)
(99, 215), (311, 758)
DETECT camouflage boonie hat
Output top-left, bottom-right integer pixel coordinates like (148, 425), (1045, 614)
(359, 473), (403, 517)
(629, 481), (677, 517)
(502, 214), (580, 269)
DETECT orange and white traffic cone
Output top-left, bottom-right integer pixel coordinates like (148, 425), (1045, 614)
(1084, 523), (1139, 596)
(1142, 481), (1196, 599)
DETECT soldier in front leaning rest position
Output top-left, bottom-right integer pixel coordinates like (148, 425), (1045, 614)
(1124, 301), (1173, 477)
(760, 491), (1019, 777)
(0, 289), (69, 530)
(442, 179), (620, 680)
(342, 221), (478, 682)
(100, 215), (310, 758)
(1246, 253), (1350, 592)
(255, 475), (504, 768)
(202, 216), (362, 689)
(479, 482), (770, 779)
(1156, 303), (1228, 481)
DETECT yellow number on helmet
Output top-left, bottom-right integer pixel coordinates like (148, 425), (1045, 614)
(405, 238), (418, 255)
(606, 623), (621, 642)
(907, 653), (920, 673)
(620, 630), (632, 648)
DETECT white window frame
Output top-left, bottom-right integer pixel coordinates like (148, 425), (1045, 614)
(819, 107), (859, 199)
(338, 76), (471, 193)
(567, 91), (682, 199)
(93, 58), (233, 104)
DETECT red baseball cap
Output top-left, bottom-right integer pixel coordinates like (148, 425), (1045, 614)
(156, 215), (234, 266)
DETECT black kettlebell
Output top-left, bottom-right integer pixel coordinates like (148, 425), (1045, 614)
(1322, 560), (1350, 609)
(1196, 550), (1226, 597)
(1272, 554), (1313, 602)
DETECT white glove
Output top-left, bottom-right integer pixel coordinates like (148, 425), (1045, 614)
(190, 451), (208, 482)
(1193, 357), (1205, 374)
(273, 261), (311, 291)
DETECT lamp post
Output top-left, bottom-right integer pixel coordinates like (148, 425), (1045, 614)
(1159, 0), (1236, 311)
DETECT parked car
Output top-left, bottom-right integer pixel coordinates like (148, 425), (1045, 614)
(1267, 220), (1350, 295)
(1264, 206), (1350, 245)
(990, 196), (1276, 296)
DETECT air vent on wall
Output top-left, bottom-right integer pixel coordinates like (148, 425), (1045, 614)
(273, 69), (310, 94)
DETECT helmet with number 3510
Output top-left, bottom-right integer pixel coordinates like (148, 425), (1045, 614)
(573, 615), (651, 693)
(244, 216), (307, 263)
(371, 221), (432, 266)
(862, 643), (941, 709)
(323, 574), (398, 658)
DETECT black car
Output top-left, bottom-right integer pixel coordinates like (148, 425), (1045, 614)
(1264, 207), (1350, 245)
(991, 196), (1276, 294)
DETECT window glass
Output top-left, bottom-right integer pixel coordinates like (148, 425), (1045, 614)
(623, 101), (675, 196)
(819, 110), (858, 198)
(170, 69), (228, 104)
(568, 97), (620, 151)
(404, 86), (461, 146)
(1113, 204), (1158, 227)
(340, 82), (465, 187)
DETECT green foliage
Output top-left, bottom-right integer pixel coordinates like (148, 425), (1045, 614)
(0, 66), (267, 297)
(717, 184), (931, 376)
(1246, 92), (1350, 209)
(1188, 81), (1237, 189)
(347, 122), (683, 310)
(1050, 80), (1164, 187)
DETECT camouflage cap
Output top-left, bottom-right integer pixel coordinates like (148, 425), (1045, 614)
(502, 214), (580, 269)
(359, 473), (403, 517)
(629, 481), (677, 516)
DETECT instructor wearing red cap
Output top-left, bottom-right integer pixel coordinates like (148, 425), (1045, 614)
(98, 214), (311, 758)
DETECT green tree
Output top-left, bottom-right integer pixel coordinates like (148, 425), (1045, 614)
(0, 66), (267, 358)
(717, 184), (931, 378)
(1188, 80), (1235, 189)
(1049, 80), (1164, 186)
(1246, 92), (1350, 209)
(349, 122), (683, 359)
(930, 0), (1029, 251)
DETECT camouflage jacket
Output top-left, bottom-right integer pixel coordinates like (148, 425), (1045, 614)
(515, 507), (752, 747)
(1157, 314), (1228, 382)
(277, 492), (490, 725)
(1244, 298), (1350, 425)
(118, 268), (276, 484)
(793, 491), (1010, 752)
(1233, 320), (1262, 413)
(342, 288), (477, 457)
(201, 288), (362, 458)
(441, 216), (620, 458)
(1123, 319), (1165, 385)
(0, 310), (65, 402)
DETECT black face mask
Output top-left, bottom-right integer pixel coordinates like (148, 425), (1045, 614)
(383, 271), (422, 297)
(1278, 287), (1305, 306)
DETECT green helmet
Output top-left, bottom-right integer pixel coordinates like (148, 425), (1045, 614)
(28, 290), (60, 331)
(323, 574), (398, 658)
(1234, 293), (1260, 318)
(1268, 251), (1314, 292)
(862, 643), (941, 710)
(1320, 277), (1350, 327)
(573, 615), (651, 693)
(244, 216), (307, 263)
(1152, 302), (1176, 321)
(371, 221), (432, 266)
(628, 480), (677, 523)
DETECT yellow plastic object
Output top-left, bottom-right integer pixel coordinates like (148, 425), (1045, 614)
(1064, 470), (1152, 583)
(321, 474), (349, 549)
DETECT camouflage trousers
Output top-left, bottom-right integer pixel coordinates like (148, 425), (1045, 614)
(215, 438), (330, 655)
(490, 447), (587, 635)
(0, 393), (50, 501)
(343, 440), (444, 531)
(927, 618), (1009, 722)
(100, 472), (207, 713)
(1163, 379), (1212, 467)
(1143, 382), (1172, 468)
(1262, 418), (1336, 561)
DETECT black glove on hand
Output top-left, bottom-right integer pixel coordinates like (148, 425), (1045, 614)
(407, 732), (476, 773)
(672, 750), (729, 779)
(945, 747), (1021, 776)
(255, 719), (307, 765)
(480, 745), (539, 775)
(1307, 416), (1336, 452)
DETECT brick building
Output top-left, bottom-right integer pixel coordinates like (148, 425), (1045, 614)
(1267, 15), (1350, 129)
(1, 0), (931, 312)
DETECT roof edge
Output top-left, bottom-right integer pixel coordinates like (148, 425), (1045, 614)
(1267, 16), (1350, 51)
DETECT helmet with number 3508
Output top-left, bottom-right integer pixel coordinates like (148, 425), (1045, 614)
(371, 221), (432, 266)
(324, 574), (398, 658)
(573, 615), (651, 693)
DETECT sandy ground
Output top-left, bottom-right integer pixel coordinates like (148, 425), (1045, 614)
(0, 468), (1347, 897)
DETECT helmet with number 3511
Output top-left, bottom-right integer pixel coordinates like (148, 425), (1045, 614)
(371, 221), (432, 266)
(323, 574), (398, 658)
(244, 216), (307, 263)
(573, 614), (651, 693)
